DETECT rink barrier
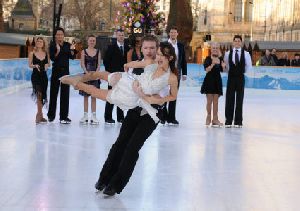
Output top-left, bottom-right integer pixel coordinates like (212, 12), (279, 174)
(0, 59), (300, 92)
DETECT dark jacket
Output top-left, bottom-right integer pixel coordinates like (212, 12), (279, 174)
(103, 42), (129, 73)
(49, 41), (76, 70)
(177, 42), (187, 76)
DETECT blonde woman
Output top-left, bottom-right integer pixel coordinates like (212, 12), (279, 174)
(201, 42), (225, 127)
(28, 37), (50, 123)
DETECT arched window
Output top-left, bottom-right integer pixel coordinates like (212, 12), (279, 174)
(234, 0), (242, 22)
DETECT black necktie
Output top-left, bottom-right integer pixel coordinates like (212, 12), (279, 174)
(235, 49), (239, 65)
(120, 45), (124, 55)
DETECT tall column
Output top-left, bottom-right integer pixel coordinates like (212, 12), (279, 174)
(242, 0), (246, 22)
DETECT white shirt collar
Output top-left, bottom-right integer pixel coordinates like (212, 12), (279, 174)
(168, 38), (177, 45)
(117, 41), (124, 47)
(234, 47), (241, 52)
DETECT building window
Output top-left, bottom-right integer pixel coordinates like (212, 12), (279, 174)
(295, 32), (299, 41)
(19, 23), (24, 30)
(234, 0), (242, 22)
(100, 22), (105, 31)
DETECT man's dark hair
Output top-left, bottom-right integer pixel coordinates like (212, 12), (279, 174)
(116, 29), (124, 33)
(168, 26), (178, 33)
(141, 35), (159, 48)
(233, 35), (242, 41)
(54, 27), (65, 35)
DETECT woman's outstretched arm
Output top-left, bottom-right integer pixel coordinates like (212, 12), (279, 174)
(124, 59), (155, 70)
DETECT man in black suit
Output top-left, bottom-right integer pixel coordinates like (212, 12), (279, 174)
(103, 29), (129, 124)
(48, 27), (76, 124)
(162, 26), (187, 125)
(94, 35), (174, 196)
(224, 35), (252, 128)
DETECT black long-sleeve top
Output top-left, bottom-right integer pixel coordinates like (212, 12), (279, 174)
(49, 41), (76, 69)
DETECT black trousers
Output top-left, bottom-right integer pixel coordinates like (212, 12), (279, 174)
(225, 75), (245, 125)
(162, 78), (181, 122)
(104, 85), (124, 121)
(97, 108), (157, 193)
(47, 68), (70, 120)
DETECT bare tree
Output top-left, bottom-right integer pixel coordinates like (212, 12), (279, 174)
(167, 0), (193, 46)
(0, 0), (4, 32)
(63, 0), (103, 30)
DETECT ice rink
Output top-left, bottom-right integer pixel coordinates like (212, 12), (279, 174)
(0, 87), (299, 211)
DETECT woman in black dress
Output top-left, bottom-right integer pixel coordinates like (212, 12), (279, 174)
(201, 43), (225, 127)
(127, 34), (143, 62)
(28, 37), (50, 124)
(79, 35), (101, 125)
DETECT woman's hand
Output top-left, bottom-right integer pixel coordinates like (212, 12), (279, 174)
(44, 64), (49, 70)
(132, 81), (145, 97)
(211, 57), (220, 65)
(124, 64), (129, 72)
(35, 64), (40, 72)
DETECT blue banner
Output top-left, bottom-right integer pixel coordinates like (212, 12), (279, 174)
(1, 59), (300, 90)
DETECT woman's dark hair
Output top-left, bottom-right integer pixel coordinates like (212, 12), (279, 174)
(160, 42), (178, 77)
(129, 34), (143, 48)
(54, 27), (65, 35)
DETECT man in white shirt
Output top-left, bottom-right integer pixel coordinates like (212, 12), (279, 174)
(223, 35), (252, 128)
(162, 26), (187, 125)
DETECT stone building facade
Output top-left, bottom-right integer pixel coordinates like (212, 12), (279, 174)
(192, 0), (300, 44)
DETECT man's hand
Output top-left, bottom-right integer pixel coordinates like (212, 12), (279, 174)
(56, 43), (61, 53)
(182, 75), (187, 81)
(70, 42), (76, 50)
(221, 61), (226, 70)
(144, 95), (164, 105)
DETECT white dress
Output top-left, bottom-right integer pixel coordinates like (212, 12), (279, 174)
(106, 64), (170, 123)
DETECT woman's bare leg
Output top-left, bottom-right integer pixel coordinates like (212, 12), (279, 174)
(81, 71), (110, 82)
(60, 71), (110, 87)
(212, 94), (223, 127)
(76, 82), (109, 101)
(206, 94), (213, 126)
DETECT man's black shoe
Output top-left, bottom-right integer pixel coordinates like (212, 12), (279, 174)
(168, 119), (179, 125)
(103, 185), (117, 196)
(117, 119), (124, 124)
(95, 181), (106, 191)
(105, 119), (115, 124)
(48, 117), (54, 122)
(60, 117), (71, 124)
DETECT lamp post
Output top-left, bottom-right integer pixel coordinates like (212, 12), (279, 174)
(291, 0), (295, 41)
(52, 0), (62, 41)
(249, 1), (253, 41)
